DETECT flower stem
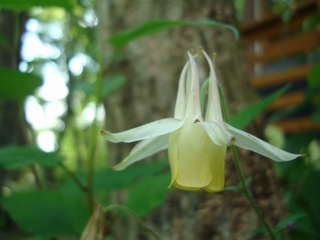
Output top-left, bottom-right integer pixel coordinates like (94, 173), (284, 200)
(230, 146), (277, 240)
(218, 84), (277, 240)
(58, 162), (88, 192)
(85, 42), (121, 211)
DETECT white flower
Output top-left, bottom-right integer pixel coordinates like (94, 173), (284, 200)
(101, 49), (301, 192)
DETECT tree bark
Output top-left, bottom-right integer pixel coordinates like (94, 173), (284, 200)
(97, 1), (288, 239)
(0, 10), (29, 237)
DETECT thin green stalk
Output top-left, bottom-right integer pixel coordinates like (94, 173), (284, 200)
(230, 146), (276, 240)
(58, 162), (88, 192)
(218, 85), (277, 240)
(103, 204), (160, 240)
(86, 44), (120, 211)
(29, 165), (43, 189)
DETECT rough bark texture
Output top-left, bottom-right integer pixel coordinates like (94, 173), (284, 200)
(97, 1), (288, 239)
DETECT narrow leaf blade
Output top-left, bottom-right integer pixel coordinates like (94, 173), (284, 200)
(108, 19), (239, 49)
(230, 85), (291, 129)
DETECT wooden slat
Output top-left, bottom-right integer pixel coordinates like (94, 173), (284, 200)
(241, 1), (319, 42)
(248, 31), (320, 64)
(273, 116), (320, 133)
(251, 64), (311, 90)
(267, 91), (304, 111)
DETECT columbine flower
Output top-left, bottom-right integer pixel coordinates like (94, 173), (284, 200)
(101, 48), (301, 192)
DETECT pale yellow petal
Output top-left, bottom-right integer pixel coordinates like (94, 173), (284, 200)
(168, 130), (179, 187)
(169, 122), (213, 190)
(204, 144), (226, 192)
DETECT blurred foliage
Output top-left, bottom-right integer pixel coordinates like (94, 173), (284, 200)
(0, 0), (74, 11)
(268, 61), (320, 239)
(0, 0), (240, 238)
(0, 145), (63, 169)
(0, 190), (90, 237)
(230, 85), (290, 130)
(0, 68), (42, 102)
(0, 0), (319, 239)
(108, 19), (239, 50)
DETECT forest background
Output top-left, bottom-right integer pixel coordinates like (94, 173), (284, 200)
(0, 0), (320, 239)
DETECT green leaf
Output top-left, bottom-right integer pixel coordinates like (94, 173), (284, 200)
(191, 19), (239, 39)
(230, 85), (291, 129)
(223, 185), (241, 192)
(108, 19), (239, 50)
(127, 172), (170, 217)
(303, 13), (320, 31)
(0, 190), (90, 237)
(276, 213), (308, 230)
(307, 64), (320, 89)
(0, 0), (74, 11)
(0, 68), (42, 102)
(75, 75), (126, 98)
(93, 158), (168, 191)
(0, 145), (64, 169)
(93, 159), (170, 216)
(224, 177), (251, 192)
(245, 176), (252, 186)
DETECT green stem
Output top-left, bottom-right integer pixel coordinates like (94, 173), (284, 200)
(230, 146), (276, 240)
(86, 44), (120, 212)
(218, 84), (277, 240)
(58, 162), (88, 192)
(102, 204), (160, 240)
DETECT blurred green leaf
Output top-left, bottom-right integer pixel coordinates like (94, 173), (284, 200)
(303, 13), (320, 31)
(299, 171), (320, 226)
(0, 190), (90, 237)
(286, 201), (319, 239)
(307, 64), (320, 88)
(108, 19), (239, 50)
(245, 176), (252, 186)
(230, 85), (290, 129)
(127, 172), (170, 217)
(75, 75), (126, 98)
(93, 158), (168, 191)
(0, 68), (42, 102)
(0, 145), (63, 169)
(0, 0), (74, 11)
(223, 185), (241, 192)
(224, 176), (251, 192)
(281, 10), (294, 23)
(93, 159), (170, 216)
(276, 213), (307, 230)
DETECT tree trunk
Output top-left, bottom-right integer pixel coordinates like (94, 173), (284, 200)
(0, 10), (28, 236)
(97, 1), (287, 239)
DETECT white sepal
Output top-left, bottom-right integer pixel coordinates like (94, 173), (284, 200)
(198, 121), (233, 146)
(113, 134), (168, 170)
(225, 123), (303, 161)
(101, 118), (183, 143)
